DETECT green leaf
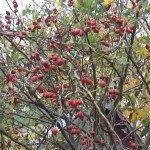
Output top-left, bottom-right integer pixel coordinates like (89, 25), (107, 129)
(14, 115), (29, 125)
(137, 36), (150, 44)
(117, 57), (128, 65)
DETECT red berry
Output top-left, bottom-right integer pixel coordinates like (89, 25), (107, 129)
(37, 74), (44, 80)
(70, 28), (84, 36)
(99, 80), (107, 88)
(75, 111), (84, 120)
(100, 40), (110, 47)
(31, 76), (38, 82)
(51, 127), (59, 135)
(81, 76), (93, 85)
(55, 58), (66, 66)
(130, 142), (137, 149)
(42, 60), (50, 68)
(6, 11), (10, 15)
(70, 128), (80, 135)
(43, 92), (56, 99)
(67, 124), (74, 130)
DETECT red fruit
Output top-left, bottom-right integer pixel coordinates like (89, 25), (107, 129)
(50, 54), (59, 61)
(36, 25), (42, 29)
(55, 58), (66, 66)
(70, 128), (80, 135)
(67, 124), (75, 130)
(5, 15), (12, 20)
(75, 111), (84, 120)
(43, 92), (56, 99)
(13, 3), (18, 8)
(108, 89), (119, 95)
(37, 18), (41, 22)
(108, 89), (114, 94)
(81, 76), (93, 85)
(87, 19), (97, 26)
(130, 142), (137, 149)
(70, 28), (83, 36)
(103, 32), (109, 38)
(31, 76), (38, 82)
(30, 52), (40, 60)
(114, 28), (121, 34)
(42, 60), (49, 68)
(68, 99), (82, 108)
(100, 40), (110, 47)
(37, 85), (44, 93)
(110, 94), (117, 100)
(6, 11), (10, 15)
(30, 28), (36, 32)
(76, 99), (83, 105)
(83, 27), (90, 33)
(79, 30), (84, 36)
(37, 74), (44, 80)
(114, 89), (119, 95)
(55, 85), (62, 91)
(68, 99), (78, 108)
(99, 80), (107, 88)
(115, 17), (123, 25)
(126, 26), (133, 33)
(93, 27), (100, 33)
(6, 73), (16, 83)
(51, 127), (59, 135)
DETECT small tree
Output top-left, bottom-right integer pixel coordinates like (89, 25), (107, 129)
(0, 0), (150, 149)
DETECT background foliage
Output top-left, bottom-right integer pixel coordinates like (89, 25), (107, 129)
(0, 0), (150, 149)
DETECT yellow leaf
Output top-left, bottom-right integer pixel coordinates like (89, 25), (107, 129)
(130, 113), (138, 123)
(103, 0), (114, 6)
(135, 47), (148, 57)
(136, 109), (143, 119)
(53, 0), (61, 5)
(123, 110), (132, 117)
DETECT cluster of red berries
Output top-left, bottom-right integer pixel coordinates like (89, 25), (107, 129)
(108, 88), (119, 100)
(68, 99), (83, 108)
(129, 141), (137, 150)
(67, 124), (81, 135)
(13, 0), (18, 13)
(68, 0), (74, 7)
(5, 11), (11, 25)
(6, 72), (17, 83)
(99, 75), (109, 88)
(81, 135), (92, 147)
(45, 16), (57, 27)
(87, 18), (100, 33)
(74, 111), (84, 120)
(80, 76), (93, 85)
(70, 28), (84, 36)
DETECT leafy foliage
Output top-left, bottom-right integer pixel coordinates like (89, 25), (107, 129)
(0, 0), (150, 150)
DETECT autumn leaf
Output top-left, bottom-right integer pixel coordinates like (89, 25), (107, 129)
(103, 0), (115, 6)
